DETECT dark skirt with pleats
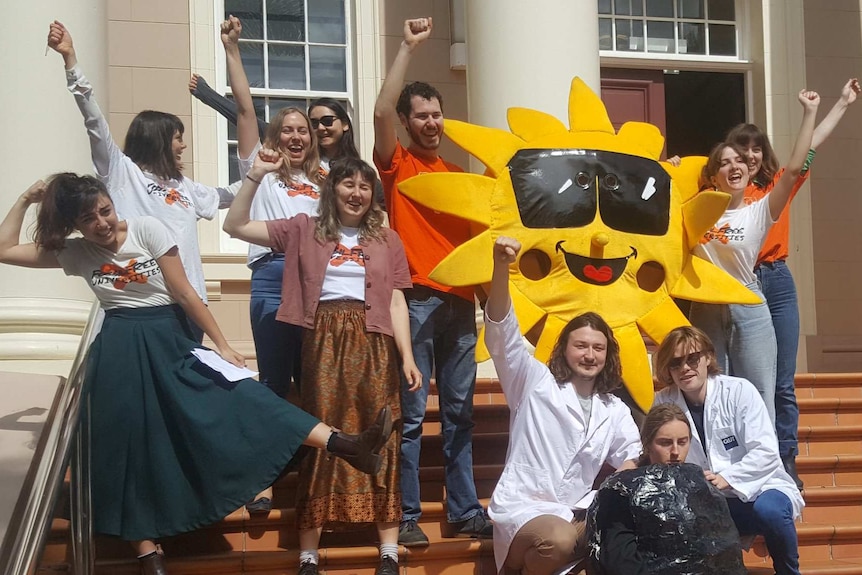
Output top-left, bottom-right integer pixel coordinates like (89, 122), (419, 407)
(295, 300), (402, 530)
(87, 304), (319, 541)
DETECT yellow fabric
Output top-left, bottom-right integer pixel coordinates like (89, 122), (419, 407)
(399, 77), (758, 411)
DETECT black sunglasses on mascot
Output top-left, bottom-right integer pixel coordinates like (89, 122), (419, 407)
(311, 115), (339, 129)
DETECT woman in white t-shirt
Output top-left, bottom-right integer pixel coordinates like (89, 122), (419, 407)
(48, 23), (235, 337)
(220, 16), (323, 423)
(690, 89), (820, 424)
(224, 150), (421, 575)
(0, 173), (393, 575)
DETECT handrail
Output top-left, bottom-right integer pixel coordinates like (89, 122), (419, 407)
(0, 301), (103, 575)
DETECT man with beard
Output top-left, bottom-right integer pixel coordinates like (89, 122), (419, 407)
(373, 17), (490, 546)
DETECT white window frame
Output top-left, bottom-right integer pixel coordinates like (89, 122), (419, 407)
(214, 0), (355, 253)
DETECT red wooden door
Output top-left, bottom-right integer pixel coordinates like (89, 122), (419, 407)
(600, 69), (667, 159)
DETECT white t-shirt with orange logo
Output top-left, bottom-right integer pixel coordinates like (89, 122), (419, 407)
(694, 196), (775, 286)
(239, 142), (321, 266)
(66, 66), (236, 303)
(57, 217), (176, 310)
(320, 227), (366, 302)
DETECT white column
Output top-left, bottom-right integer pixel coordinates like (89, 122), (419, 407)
(0, 0), (106, 373)
(464, 0), (600, 132)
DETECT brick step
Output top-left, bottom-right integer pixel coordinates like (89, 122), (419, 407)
(796, 374), (862, 400)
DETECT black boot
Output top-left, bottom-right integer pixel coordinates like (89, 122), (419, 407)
(327, 406), (393, 474)
(139, 551), (168, 575)
(782, 454), (804, 491)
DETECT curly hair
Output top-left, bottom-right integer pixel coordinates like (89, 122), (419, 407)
(314, 157), (386, 244)
(124, 110), (185, 181)
(637, 403), (691, 466)
(35, 173), (111, 251)
(396, 81), (444, 119)
(263, 107), (324, 187)
(546, 312), (623, 394)
(652, 325), (721, 389)
(725, 123), (779, 188)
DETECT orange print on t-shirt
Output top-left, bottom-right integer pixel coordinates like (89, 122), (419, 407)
(330, 244), (365, 267)
(702, 224), (732, 245)
(287, 182), (320, 200)
(164, 189), (190, 208)
(99, 261), (149, 289)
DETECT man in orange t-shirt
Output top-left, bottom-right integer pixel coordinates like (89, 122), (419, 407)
(373, 17), (490, 550)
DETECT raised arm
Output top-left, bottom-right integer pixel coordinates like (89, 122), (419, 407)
(768, 90), (820, 219)
(47, 21), (116, 178)
(0, 181), (60, 268)
(373, 18), (433, 167)
(220, 16), (261, 158)
(189, 73), (268, 141)
(812, 78), (860, 149)
(223, 147), (281, 245)
(486, 236), (520, 322)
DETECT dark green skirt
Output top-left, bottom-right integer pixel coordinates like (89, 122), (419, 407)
(86, 305), (319, 541)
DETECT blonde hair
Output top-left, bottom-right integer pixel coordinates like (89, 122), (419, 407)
(263, 107), (324, 187)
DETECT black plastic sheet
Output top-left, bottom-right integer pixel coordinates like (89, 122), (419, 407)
(588, 463), (745, 575)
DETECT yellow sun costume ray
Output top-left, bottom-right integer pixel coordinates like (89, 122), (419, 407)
(399, 77), (759, 410)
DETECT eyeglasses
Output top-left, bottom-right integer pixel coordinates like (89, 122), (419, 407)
(668, 350), (705, 371)
(310, 115), (338, 129)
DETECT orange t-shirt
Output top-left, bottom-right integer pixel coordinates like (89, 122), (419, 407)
(374, 142), (474, 301)
(743, 168), (810, 264)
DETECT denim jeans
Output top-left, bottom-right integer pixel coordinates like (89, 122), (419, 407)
(249, 254), (303, 398)
(400, 286), (483, 523)
(726, 490), (800, 575)
(689, 282), (777, 424)
(756, 260), (800, 458)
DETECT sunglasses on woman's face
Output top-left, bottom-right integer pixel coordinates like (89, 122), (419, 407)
(310, 115), (339, 129)
(668, 350), (705, 371)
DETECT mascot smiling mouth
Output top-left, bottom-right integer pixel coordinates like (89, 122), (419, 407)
(555, 241), (638, 286)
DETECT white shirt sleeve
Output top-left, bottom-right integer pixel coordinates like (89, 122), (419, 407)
(65, 65), (122, 179)
(484, 303), (551, 409)
(237, 141), (263, 179)
(137, 216), (179, 259)
(183, 178), (221, 220)
(605, 401), (642, 468)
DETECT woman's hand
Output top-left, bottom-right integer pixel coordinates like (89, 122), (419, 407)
(798, 89), (820, 112)
(253, 147), (284, 173)
(47, 20), (74, 56)
(21, 180), (47, 205)
(403, 360), (423, 393)
(493, 236), (521, 265)
(220, 15), (242, 48)
(217, 344), (246, 368)
(842, 78), (861, 105)
(704, 470), (731, 491)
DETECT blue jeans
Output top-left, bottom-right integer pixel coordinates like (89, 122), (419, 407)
(756, 260), (800, 458)
(689, 283), (777, 424)
(400, 286), (482, 523)
(250, 254), (303, 397)
(726, 490), (800, 575)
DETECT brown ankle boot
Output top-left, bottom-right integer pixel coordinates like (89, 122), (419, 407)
(139, 551), (168, 575)
(327, 406), (393, 474)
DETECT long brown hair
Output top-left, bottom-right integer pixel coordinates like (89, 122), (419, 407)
(637, 403), (691, 466)
(653, 326), (721, 389)
(124, 110), (185, 181)
(547, 312), (623, 394)
(725, 123), (779, 188)
(35, 173), (111, 251)
(263, 107), (324, 186)
(314, 157), (386, 243)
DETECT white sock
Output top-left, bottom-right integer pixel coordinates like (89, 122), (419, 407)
(299, 550), (319, 565)
(380, 543), (399, 561)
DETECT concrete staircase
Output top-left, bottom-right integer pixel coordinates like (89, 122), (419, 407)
(37, 373), (862, 574)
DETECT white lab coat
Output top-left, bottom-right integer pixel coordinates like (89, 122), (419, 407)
(654, 374), (803, 518)
(485, 306), (642, 572)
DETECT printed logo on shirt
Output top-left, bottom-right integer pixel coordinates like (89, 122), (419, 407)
(146, 182), (191, 208)
(330, 244), (366, 267)
(701, 224), (745, 245)
(91, 258), (161, 289)
(276, 179), (320, 200)
(720, 434), (740, 450)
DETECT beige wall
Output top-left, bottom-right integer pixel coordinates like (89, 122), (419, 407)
(803, 0), (862, 372)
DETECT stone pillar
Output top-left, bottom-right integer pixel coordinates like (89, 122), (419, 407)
(464, 0), (600, 132)
(0, 1), (106, 374)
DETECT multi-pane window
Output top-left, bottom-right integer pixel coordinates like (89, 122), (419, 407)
(223, 0), (351, 182)
(599, 0), (738, 57)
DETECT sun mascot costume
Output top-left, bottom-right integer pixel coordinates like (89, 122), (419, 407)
(398, 77), (759, 411)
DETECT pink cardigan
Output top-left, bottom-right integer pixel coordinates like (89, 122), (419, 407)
(266, 215), (412, 336)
